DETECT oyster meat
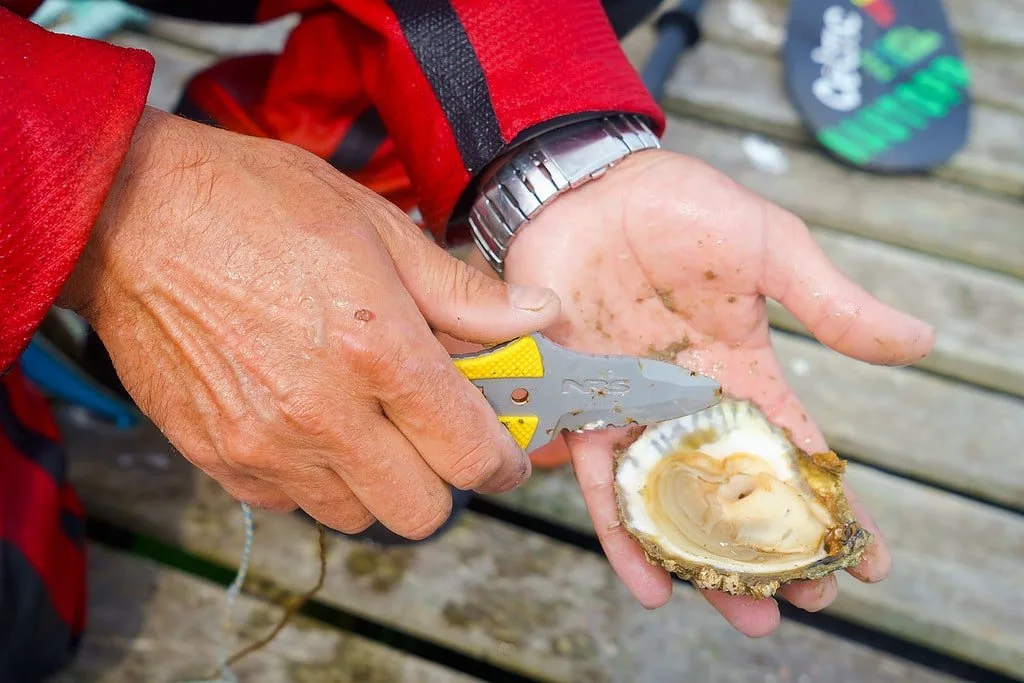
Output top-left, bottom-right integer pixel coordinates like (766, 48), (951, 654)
(614, 398), (870, 598)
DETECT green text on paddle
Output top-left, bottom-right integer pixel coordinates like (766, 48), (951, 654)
(817, 54), (969, 166)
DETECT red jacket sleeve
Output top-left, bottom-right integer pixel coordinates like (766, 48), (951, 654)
(259, 0), (664, 235)
(0, 8), (154, 370)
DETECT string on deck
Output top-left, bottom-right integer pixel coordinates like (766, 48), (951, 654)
(180, 502), (328, 683)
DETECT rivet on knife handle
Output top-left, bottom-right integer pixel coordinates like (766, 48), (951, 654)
(452, 336), (544, 450)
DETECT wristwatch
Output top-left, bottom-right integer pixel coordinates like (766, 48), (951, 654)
(467, 114), (661, 275)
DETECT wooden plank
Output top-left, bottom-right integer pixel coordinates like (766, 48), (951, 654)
(657, 38), (1024, 198)
(62, 412), (969, 683)
(771, 330), (1024, 509)
(55, 545), (477, 683)
(766, 227), (1024, 397)
(489, 455), (1024, 679)
(658, 116), (1024, 280)
(692, 0), (1024, 115)
(694, 0), (1024, 54)
(923, 0), (1024, 52)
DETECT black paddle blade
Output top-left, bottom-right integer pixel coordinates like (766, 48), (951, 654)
(783, 0), (971, 173)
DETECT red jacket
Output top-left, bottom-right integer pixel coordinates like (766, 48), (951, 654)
(0, 0), (663, 371)
(0, 2), (661, 678)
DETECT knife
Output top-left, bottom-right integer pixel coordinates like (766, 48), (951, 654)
(451, 332), (721, 453)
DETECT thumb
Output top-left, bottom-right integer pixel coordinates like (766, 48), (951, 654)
(392, 230), (561, 343)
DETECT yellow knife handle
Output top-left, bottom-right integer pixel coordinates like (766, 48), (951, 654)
(451, 335), (545, 380)
(498, 416), (540, 451)
(452, 336), (544, 450)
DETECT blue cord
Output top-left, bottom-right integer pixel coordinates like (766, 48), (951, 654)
(181, 502), (254, 683)
(19, 336), (141, 430)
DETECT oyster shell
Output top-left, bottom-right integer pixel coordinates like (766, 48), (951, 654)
(614, 398), (870, 598)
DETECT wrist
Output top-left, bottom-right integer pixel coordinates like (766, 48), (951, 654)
(501, 149), (655, 283)
(464, 114), (660, 277)
(55, 107), (208, 321)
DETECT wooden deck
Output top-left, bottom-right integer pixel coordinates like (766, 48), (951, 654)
(54, 4), (1024, 682)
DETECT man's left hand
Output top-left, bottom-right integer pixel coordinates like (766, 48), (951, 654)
(471, 148), (935, 637)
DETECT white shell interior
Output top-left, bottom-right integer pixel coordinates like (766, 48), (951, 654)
(616, 400), (831, 574)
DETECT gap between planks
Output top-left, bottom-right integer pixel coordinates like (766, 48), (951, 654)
(484, 454), (1024, 680)
(663, 118), (1024, 398)
(619, 11), (1024, 201)
(763, 226), (1024, 399)
(694, 0), (1024, 115)
(55, 543), (480, 683)
(770, 329), (1023, 512)
(652, 114), (1024, 281)
(62, 410), (975, 683)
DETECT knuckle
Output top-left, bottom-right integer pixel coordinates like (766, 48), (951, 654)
(331, 507), (376, 535)
(817, 303), (863, 348)
(436, 259), (488, 308)
(375, 353), (454, 413)
(401, 496), (452, 540)
(275, 385), (331, 438)
(169, 436), (218, 472)
(249, 495), (298, 513)
(215, 426), (259, 469)
(445, 433), (505, 490)
(335, 325), (406, 383)
(213, 475), (287, 510)
(217, 423), (277, 472)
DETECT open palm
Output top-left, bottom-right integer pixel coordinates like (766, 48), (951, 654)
(493, 149), (935, 636)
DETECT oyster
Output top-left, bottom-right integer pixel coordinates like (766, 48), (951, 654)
(614, 398), (870, 598)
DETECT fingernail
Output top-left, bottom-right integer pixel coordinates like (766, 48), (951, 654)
(509, 284), (556, 312)
(816, 574), (839, 608)
(860, 542), (892, 582)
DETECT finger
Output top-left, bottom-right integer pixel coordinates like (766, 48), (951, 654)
(214, 472), (298, 513)
(778, 574), (839, 613)
(434, 330), (485, 355)
(759, 202), (935, 366)
(281, 465), (377, 534)
(388, 227), (561, 343)
(843, 480), (892, 583)
(331, 412), (455, 539)
(529, 432), (574, 469)
(377, 342), (532, 495)
(700, 590), (781, 638)
(754, 385), (892, 585)
(344, 232), (532, 496)
(566, 429), (673, 609)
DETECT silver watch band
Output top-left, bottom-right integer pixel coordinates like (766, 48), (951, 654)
(467, 114), (661, 275)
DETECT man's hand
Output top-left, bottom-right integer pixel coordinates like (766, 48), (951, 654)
(57, 107), (561, 539)
(494, 148), (935, 636)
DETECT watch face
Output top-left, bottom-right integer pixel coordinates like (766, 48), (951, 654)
(783, 0), (970, 173)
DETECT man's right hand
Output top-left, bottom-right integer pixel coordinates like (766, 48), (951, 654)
(56, 107), (561, 538)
